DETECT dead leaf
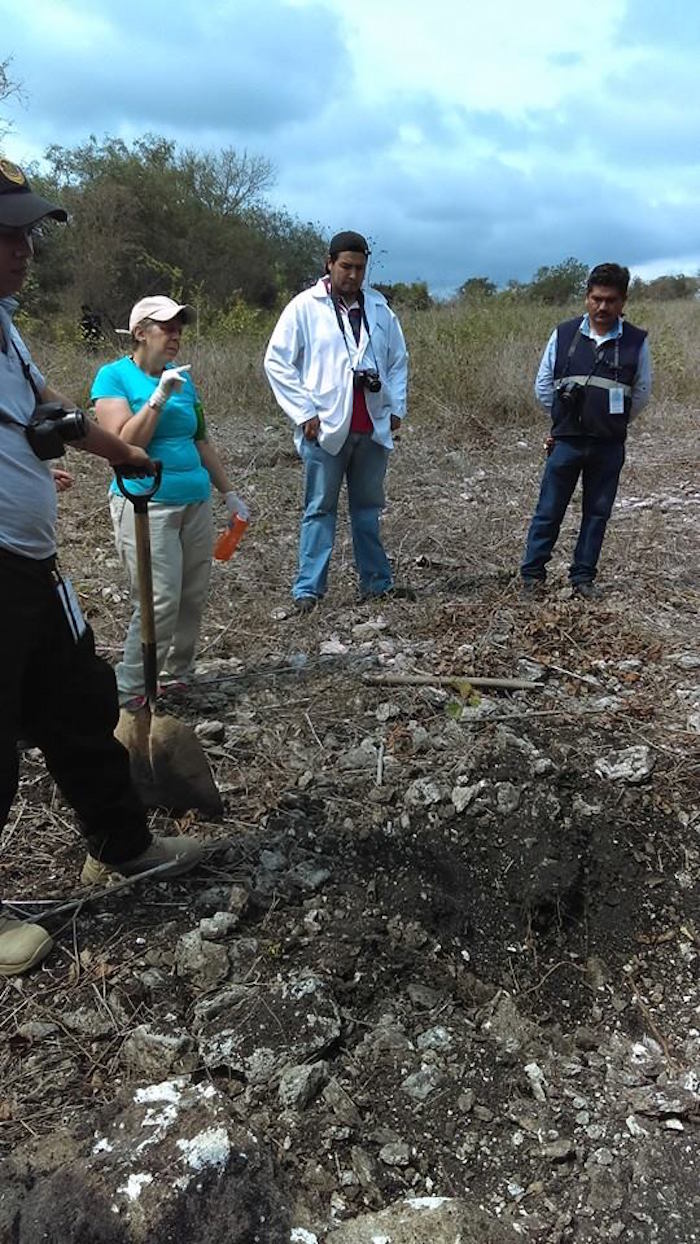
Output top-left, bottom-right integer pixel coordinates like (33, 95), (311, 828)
(634, 927), (678, 945)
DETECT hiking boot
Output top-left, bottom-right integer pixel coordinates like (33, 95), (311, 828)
(81, 834), (205, 887)
(572, 581), (601, 600)
(294, 596), (318, 615)
(520, 578), (545, 599)
(0, 914), (53, 977)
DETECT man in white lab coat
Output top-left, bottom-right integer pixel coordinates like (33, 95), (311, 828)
(264, 231), (409, 612)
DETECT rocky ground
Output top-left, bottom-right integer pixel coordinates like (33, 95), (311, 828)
(0, 400), (698, 1243)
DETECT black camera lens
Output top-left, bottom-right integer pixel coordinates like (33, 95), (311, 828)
(354, 369), (382, 394)
(25, 402), (88, 460)
(54, 410), (88, 443)
(557, 381), (583, 410)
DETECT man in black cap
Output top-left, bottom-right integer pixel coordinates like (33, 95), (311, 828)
(264, 230), (410, 611)
(0, 160), (203, 976)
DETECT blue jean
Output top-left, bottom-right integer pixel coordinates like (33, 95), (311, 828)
(521, 437), (625, 584)
(294, 433), (393, 599)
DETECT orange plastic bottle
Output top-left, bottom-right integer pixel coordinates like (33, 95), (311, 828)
(213, 513), (249, 561)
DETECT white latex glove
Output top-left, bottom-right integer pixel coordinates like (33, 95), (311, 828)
(224, 490), (250, 522)
(149, 364), (191, 409)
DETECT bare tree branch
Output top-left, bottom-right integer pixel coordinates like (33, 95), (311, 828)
(0, 58), (22, 141)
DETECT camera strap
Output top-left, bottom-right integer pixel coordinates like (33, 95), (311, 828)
(12, 337), (43, 404)
(0, 338), (43, 430)
(326, 282), (381, 377)
(0, 409), (23, 429)
(563, 322), (623, 391)
(562, 323), (609, 392)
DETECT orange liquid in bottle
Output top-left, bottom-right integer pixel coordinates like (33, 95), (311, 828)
(213, 514), (249, 561)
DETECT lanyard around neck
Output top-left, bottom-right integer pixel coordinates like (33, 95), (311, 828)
(567, 323), (620, 386)
(325, 279), (380, 375)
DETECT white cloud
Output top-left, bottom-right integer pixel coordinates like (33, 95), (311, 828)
(339, 0), (629, 113)
(2, 0), (700, 290)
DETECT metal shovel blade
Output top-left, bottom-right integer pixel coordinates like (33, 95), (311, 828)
(115, 705), (223, 817)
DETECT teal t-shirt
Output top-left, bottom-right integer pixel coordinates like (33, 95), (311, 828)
(90, 356), (211, 505)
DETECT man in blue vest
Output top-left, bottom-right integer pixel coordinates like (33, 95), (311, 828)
(521, 263), (652, 599)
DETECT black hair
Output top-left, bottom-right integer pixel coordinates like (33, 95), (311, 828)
(327, 230), (370, 263)
(587, 263), (630, 297)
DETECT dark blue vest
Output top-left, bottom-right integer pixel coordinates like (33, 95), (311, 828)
(552, 316), (647, 441)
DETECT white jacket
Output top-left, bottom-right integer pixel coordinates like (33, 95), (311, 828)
(263, 278), (409, 456)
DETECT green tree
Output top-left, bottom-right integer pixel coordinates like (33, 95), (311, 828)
(27, 134), (327, 324)
(457, 276), (497, 300)
(374, 281), (432, 310)
(528, 257), (588, 304)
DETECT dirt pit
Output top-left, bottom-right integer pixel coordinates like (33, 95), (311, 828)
(0, 409), (698, 1242)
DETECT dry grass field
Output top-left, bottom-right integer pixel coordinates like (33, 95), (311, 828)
(1, 300), (698, 1242)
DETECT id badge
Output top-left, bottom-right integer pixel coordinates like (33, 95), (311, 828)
(55, 574), (87, 643)
(609, 387), (625, 415)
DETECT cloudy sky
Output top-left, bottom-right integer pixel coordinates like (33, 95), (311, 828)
(2, 0), (699, 294)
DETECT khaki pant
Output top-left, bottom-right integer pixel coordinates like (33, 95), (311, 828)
(110, 495), (213, 702)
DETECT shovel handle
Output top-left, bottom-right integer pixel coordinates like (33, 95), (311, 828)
(114, 461), (163, 510)
(113, 463), (162, 706)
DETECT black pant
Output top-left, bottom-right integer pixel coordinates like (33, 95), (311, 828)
(0, 549), (150, 864)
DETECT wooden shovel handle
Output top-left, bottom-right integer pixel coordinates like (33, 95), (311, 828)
(113, 463), (163, 704)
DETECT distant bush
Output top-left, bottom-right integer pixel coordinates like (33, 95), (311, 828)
(23, 293), (700, 440)
(630, 274), (699, 301)
(374, 281), (433, 310)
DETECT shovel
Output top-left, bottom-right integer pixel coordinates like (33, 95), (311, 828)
(113, 465), (223, 817)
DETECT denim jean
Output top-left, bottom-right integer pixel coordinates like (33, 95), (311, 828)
(521, 437), (625, 584)
(295, 433), (393, 599)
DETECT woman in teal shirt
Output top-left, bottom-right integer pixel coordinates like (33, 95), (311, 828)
(91, 295), (248, 707)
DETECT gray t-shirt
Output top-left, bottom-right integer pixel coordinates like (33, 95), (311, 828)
(0, 297), (56, 559)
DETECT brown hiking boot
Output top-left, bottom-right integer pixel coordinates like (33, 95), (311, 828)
(81, 834), (205, 887)
(0, 914), (54, 976)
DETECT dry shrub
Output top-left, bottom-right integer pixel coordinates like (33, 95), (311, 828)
(22, 298), (700, 438)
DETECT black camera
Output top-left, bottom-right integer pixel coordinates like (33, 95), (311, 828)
(26, 402), (88, 460)
(353, 369), (382, 394)
(556, 380), (584, 413)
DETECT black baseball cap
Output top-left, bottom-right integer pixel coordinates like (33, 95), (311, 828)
(328, 230), (370, 258)
(0, 158), (67, 228)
